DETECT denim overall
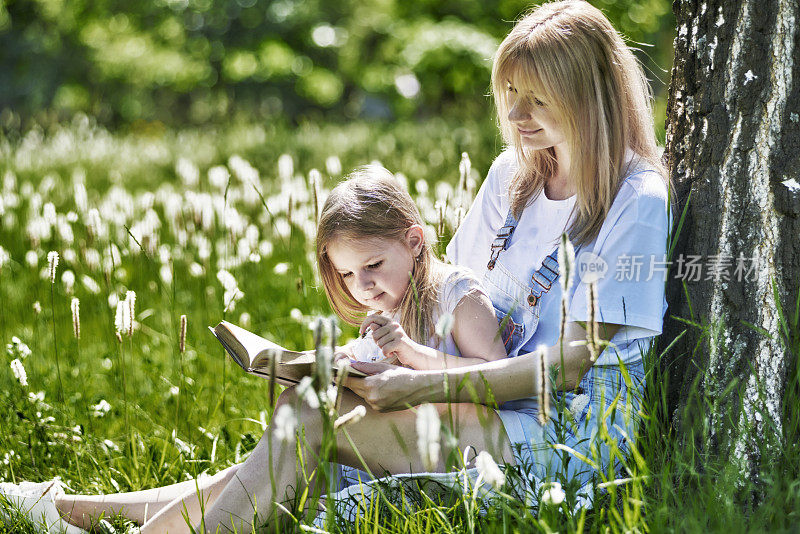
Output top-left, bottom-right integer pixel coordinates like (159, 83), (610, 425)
(484, 209), (645, 499)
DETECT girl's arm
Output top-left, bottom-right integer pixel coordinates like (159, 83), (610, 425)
(343, 321), (620, 411)
(361, 292), (508, 371)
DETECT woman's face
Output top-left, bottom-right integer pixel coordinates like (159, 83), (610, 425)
(326, 233), (419, 313)
(506, 81), (567, 151)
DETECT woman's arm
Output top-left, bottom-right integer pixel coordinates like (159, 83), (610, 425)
(343, 321), (620, 411)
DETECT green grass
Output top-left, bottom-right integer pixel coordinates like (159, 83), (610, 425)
(1, 117), (799, 533)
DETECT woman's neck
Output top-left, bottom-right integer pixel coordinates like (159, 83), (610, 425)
(546, 142), (575, 200)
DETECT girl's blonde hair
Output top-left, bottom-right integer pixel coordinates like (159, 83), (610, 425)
(316, 165), (440, 344)
(492, 0), (669, 246)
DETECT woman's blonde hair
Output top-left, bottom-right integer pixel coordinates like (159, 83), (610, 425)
(492, 0), (669, 246)
(316, 165), (441, 344)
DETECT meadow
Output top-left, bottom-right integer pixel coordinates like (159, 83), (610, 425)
(1, 116), (800, 533)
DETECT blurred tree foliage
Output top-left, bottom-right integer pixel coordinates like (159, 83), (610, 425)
(0, 0), (673, 128)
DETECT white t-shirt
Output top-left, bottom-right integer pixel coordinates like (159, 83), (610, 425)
(446, 148), (670, 365)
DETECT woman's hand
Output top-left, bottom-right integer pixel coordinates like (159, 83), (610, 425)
(360, 314), (430, 369)
(341, 362), (433, 412)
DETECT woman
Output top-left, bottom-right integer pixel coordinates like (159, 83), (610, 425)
(17, 2), (670, 531)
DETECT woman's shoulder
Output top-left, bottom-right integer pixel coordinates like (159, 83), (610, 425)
(618, 151), (669, 202)
(485, 148), (518, 188)
(612, 152), (670, 220)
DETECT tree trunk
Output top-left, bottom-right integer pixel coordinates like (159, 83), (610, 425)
(661, 0), (800, 476)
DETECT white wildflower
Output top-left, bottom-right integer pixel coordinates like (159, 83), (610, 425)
(475, 450), (505, 490)
(7, 336), (32, 359)
(159, 264), (173, 284)
(25, 250), (38, 267)
(176, 157), (200, 187)
(416, 403), (441, 472)
(228, 155), (259, 185)
(541, 481), (565, 506)
(0, 245), (9, 270)
(188, 262), (204, 277)
(458, 153), (471, 201)
(297, 376), (320, 409)
(290, 308), (303, 322)
(318, 383), (338, 407)
(278, 153), (294, 182)
(47, 250), (59, 283)
(91, 399), (111, 417)
(216, 269), (237, 291)
(273, 262), (289, 275)
(10, 359), (27, 387)
(42, 202), (56, 225)
(83, 248), (101, 271)
(115, 301), (126, 335)
(125, 291), (136, 336)
(208, 165), (230, 190)
(86, 208), (104, 239)
(61, 270), (75, 293)
(536, 345), (550, 425)
(334, 405), (366, 429)
(325, 155), (342, 176)
(238, 312), (251, 328)
(435, 312), (455, 338)
(558, 233), (575, 292)
(315, 344), (333, 387)
(273, 404), (297, 442)
(81, 274), (101, 294)
(71, 297), (80, 339)
(179, 314), (187, 354)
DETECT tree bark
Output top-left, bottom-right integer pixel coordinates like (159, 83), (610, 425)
(661, 0), (800, 476)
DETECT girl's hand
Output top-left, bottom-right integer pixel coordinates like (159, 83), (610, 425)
(333, 344), (354, 364)
(341, 363), (433, 412)
(360, 314), (428, 369)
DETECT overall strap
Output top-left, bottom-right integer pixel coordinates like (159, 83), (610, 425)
(485, 208), (563, 308)
(486, 210), (518, 270)
(527, 248), (559, 306)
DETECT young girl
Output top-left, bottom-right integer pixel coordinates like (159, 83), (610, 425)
(317, 164), (509, 371)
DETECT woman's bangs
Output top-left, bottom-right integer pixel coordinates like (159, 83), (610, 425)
(499, 45), (550, 101)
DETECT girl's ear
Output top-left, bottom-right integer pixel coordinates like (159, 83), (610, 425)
(405, 225), (425, 256)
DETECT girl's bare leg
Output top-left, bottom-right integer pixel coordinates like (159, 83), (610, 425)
(54, 465), (240, 530)
(141, 385), (515, 534)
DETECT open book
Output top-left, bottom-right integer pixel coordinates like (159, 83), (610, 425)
(209, 320), (369, 385)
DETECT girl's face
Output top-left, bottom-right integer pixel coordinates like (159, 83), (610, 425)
(326, 228), (423, 313)
(506, 81), (567, 151)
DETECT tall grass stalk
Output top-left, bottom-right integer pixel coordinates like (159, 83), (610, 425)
(177, 314), (187, 431)
(47, 251), (65, 403)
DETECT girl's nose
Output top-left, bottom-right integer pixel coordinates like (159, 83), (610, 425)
(355, 273), (375, 292)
